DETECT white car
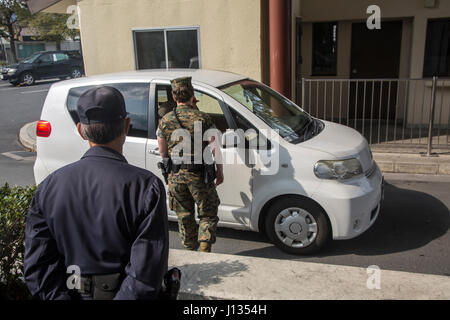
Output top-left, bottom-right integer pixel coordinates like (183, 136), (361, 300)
(34, 69), (383, 254)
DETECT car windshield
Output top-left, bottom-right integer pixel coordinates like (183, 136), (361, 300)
(22, 53), (41, 64)
(220, 80), (311, 143)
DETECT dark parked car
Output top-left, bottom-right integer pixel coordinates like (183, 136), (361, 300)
(1, 50), (84, 86)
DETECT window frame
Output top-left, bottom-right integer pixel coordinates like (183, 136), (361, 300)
(132, 26), (202, 70)
(423, 18), (450, 78)
(311, 21), (338, 76)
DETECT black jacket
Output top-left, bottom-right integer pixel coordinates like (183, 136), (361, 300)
(24, 146), (169, 300)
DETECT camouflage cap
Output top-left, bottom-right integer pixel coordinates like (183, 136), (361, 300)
(170, 76), (194, 91)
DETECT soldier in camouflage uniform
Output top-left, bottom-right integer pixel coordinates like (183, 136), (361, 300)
(157, 77), (224, 253)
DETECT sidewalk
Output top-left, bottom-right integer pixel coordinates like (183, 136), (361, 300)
(20, 121), (450, 175)
(170, 249), (450, 300)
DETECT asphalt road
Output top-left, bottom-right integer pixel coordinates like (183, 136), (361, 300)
(1, 79), (449, 277)
(0, 80), (55, 186)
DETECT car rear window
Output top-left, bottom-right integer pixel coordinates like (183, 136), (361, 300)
(66, 83), (149, 138)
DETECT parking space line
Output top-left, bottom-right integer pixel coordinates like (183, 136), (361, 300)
(1, 151), (36, 161)
(20, 89), (49, 94)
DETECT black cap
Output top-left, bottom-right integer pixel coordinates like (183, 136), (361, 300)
(77, 86), (127, 124)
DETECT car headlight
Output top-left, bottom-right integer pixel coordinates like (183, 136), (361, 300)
(7, 68), (17, 75)
(314, 158), (363, 180)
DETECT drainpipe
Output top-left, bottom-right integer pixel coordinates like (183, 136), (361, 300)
(269, 0), (290, 100)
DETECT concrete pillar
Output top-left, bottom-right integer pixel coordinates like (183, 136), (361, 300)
(269, 0), (291, 99)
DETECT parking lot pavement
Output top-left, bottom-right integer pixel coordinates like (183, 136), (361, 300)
(0, 80), (56, 186)
(169, 174), (450, 276)
(1, 80), (449, 279)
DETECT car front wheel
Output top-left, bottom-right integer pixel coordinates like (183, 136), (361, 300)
(21, 72), (35, 86)
(265, 196), (330, 255)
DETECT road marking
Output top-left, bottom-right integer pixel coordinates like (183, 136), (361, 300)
(0, 86), (19, 91)
(20, 89), (49, 94)
(1, 151), (36, 161)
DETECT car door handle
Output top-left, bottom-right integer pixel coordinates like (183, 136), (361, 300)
(148, 147), (160, 156)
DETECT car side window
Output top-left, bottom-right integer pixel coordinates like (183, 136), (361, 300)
(155, 85), (230, 133)
(38, 54), (54, 63)
(67, 83), (149, 138)
(54, 53), (69, 62)
(194, 91), (230, 133)
(228, 107), (271, 150)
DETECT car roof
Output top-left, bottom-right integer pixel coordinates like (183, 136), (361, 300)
(52, 69), (248, 89)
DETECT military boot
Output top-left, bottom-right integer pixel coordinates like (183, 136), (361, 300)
(199, 242), (211, 253)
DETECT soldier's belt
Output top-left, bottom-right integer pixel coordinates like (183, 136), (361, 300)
(171, 163), (204, 172)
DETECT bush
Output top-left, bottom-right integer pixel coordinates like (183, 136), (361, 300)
(0, 183), (36, 300)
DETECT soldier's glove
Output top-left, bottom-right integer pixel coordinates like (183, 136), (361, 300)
(157, 157), (172, 184)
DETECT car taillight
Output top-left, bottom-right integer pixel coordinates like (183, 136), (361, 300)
(36, 120), (51, 138)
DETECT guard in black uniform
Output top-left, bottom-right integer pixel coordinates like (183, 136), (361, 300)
(24, 86), (169, 300)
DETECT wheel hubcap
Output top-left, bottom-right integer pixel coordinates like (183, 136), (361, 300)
(72, 69), (81, 78)
(24, 74), (33, 85)
(274, 207), (318, 248)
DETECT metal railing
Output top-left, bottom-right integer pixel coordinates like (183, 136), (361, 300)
(301, 77), (450, 155)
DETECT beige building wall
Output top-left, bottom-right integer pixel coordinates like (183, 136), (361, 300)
(66, 0), (262, 81)
(296, 0), (450, 126)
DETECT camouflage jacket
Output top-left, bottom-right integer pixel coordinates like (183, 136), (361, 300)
(157, 103), (215, 181)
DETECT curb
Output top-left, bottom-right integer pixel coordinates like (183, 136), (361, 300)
(169, 249), (450, 300)
(373, 152), (450, 175)
(19, 121), (37, 152)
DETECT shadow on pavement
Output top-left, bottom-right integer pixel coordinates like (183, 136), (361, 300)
(174, 260), (248, 296)
(206, 182), (449, 259)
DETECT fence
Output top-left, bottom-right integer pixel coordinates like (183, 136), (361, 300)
(301, 77), (450, 155)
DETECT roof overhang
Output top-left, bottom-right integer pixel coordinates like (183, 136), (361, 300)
(27, 0), (75, 14)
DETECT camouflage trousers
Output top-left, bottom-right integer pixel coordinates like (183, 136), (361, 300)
(168, 173), (220, 251)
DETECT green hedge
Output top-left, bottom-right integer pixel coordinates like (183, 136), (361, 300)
(0, 183), (36, 300)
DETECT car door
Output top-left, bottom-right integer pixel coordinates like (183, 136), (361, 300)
(34, 53), (56, 78)
(146, 80), (254, 227)
(53, 53), (71, 77)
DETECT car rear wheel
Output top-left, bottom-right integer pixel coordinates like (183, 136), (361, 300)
(265, 196), (330, 255)
(71, 67), (82, 79)
(21, 73), (35, 86)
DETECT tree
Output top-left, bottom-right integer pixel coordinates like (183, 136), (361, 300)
(26, 12), (79, 50)
(0, 0), (29, 63)
(0, 1), (80, 62)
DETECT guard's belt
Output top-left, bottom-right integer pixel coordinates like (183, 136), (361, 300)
(78, 273), (124, 300)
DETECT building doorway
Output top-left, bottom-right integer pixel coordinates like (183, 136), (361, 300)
(349, 20), (403, 121)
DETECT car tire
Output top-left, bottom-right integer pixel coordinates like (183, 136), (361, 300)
(71, 67), (82, 79)
(264, 196), (331, 255)
(21, 73), (35, 86)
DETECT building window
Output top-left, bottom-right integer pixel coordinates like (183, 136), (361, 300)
(312, 22), (338, 75)
(423, 19), (450, 77)
(133, 27), (200, 70)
